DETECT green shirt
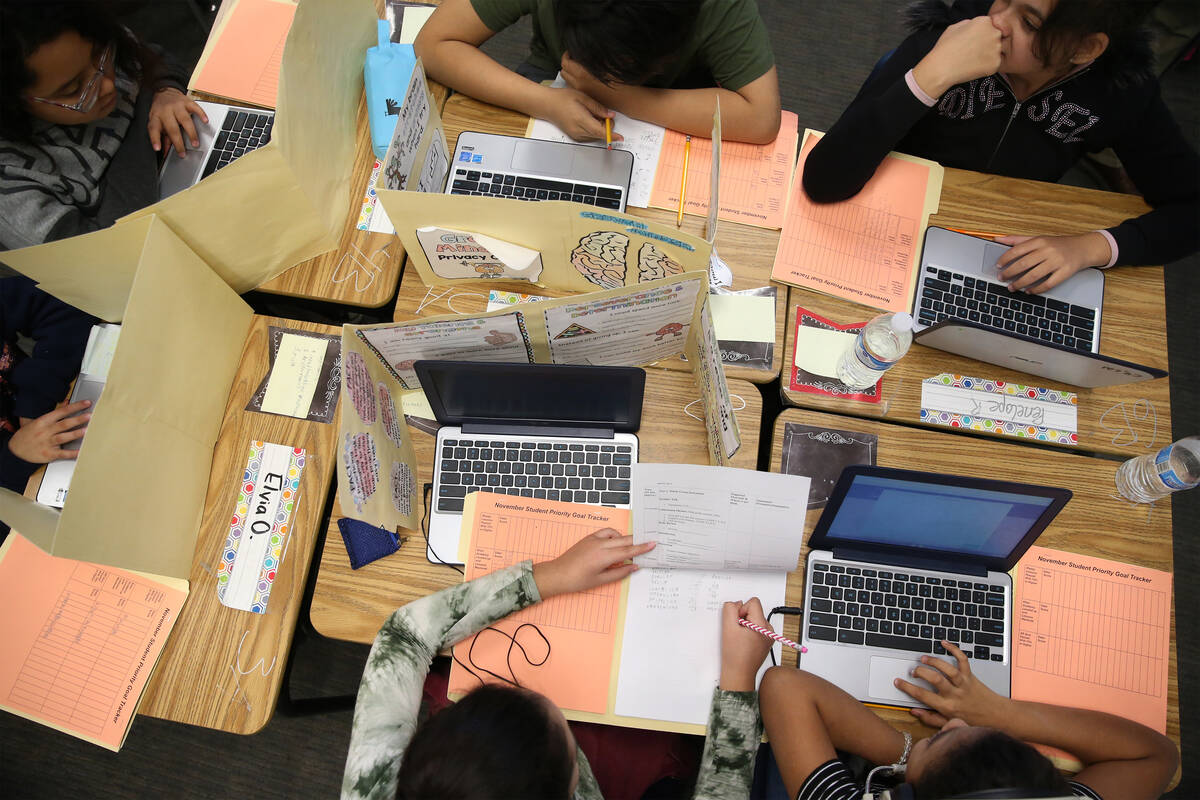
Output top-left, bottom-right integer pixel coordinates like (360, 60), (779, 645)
(469, 0), (774, 90)
(340, 560), (762, 800)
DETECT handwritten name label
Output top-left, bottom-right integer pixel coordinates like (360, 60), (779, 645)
(922, 381), (1077, 433)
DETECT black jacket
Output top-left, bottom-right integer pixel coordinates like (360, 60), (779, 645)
(803, 0), (1200, 267)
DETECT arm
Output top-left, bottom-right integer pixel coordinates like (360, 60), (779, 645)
(896, 641), (1179, 800)
(759, 666), (908, 799)
(415, 0), (612, 141)
(4, 277), (94, 421)
(803, 16), (1001, 202)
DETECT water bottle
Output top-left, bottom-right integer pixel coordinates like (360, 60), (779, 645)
(836, 312), (914, 390)
(1115, 436), (1200, 503)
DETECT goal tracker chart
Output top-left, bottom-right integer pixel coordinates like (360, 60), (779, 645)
(772, 130), (943, 313)
(1012, 545), (1171, 733)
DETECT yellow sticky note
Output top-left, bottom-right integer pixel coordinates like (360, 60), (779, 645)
(709, 295), (775, 343)
(401, 389), (436, 420)
(398, 7), (435, 43)
(261, 333), (329, 418)
(793, 326), (856, 378)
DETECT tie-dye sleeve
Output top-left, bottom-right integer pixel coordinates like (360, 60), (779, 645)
(692, 688), (762, 800)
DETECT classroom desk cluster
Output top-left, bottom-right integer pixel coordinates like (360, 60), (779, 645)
(8, 0), (1179, 788)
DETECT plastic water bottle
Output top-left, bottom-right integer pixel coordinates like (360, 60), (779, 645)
(836, 312), (914, 390)
(1115, 436), (1200, 503)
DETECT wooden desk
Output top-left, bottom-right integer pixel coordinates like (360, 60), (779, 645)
(768, 408), (1179, 769)
(782, 169), (1171, 457)
(135, 317), (340, 734)
(406, 93), (788, 384)
(310, 371), (763, 643)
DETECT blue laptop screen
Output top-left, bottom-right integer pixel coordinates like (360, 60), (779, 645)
(825, 475), (1055, 559)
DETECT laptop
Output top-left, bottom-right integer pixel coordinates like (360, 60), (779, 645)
(911, 226), (1165, 388)
(446, 131), (634, 211)
(414, 360), (645, 565)
(800, 465), (1071, 708)
(157, 100), (275, 199)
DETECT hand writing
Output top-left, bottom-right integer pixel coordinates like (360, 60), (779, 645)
(7, 400), (92, 464)
(719, 597), (774, 691)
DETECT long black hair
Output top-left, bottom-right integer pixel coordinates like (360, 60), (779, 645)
(396, 684), (575, 800)
(0, 0), (159, 140)
(910, 728), (1074, 798)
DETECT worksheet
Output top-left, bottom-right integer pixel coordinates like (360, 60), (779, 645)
(631, 464), (809, 571)
(381, 61), (432, 191)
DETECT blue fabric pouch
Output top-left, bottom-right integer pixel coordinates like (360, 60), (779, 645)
(364, 19), (417, 160)
(338, 517), (402, 569)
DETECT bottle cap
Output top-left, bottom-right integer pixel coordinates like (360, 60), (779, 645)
(890, 312), (914, 332)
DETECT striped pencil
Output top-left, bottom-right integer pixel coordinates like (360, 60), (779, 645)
(739, 618), (807, 653)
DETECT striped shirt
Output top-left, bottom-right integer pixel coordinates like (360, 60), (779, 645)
(797, 759), (1103, 799)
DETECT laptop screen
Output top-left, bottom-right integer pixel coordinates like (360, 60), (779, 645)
(809, 467), (1071, 571)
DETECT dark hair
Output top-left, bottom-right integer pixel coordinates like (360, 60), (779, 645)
(1032, 0), (1156, 66)
(0, 0), (158, 140)
(556, 0), (702, 84)
(911, 728), (1074, 798)
(396, 684), (574, 800)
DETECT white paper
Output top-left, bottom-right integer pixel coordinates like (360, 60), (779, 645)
(221, 442), (295, 611)
(415, 129), (449, 194)
(381, 60), (431, 191)
(398, 6), (435, 43)
(416, 226), (543, 281)
(921, 380), (1078, 432)
(527, 76), (665, 209)
(615, 568), (785, 725)
(79, 323), (121, 379)
(709, 294), (774, 343)
(261, 333), (329, 418)
(632, 464), (808, 571)
(696, 302), (741, 461)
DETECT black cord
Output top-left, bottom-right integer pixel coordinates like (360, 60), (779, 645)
(451, 622), (551, 689)
(767, 606), (804, 667)
(421, 483), (464, 574)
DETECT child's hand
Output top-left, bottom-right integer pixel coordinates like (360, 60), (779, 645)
(719, 598), (774, 692)
(893, 641), (1010, 729)
(148, 88), (208, 156)
(560, 52), (610, 98)
(7, 401), (91, 465)
(912, 16), (1003, 97)
(994, 232), (1112, 292)
(533, 528), (654, 598)
(542, 86), (617, 142)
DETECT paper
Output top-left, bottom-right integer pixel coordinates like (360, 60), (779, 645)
(486, 289), (551, 312)
(190, 0), (296, 107)
(1012, 546), (1171, 733)
(693, 297), (741, 462)
(794, 326), (855, 377)
(381, 61), (432, 192)
(710, 294), (774, 343)
(357, 159), (395, 234)
(416, 227), (543, 282)
(0, 534), (187, 751)
(398, 6), (435, 43)
(705, 99), (721, 242)
(779, 422), (877, 509)
(788, 307), (881, 403)
(218, 442), (306, 613)
(773, 130), (943, 312)
(449, 494), (628, 714)
(261, 333), (330, 418)
(415, 129), (450, 194)
(921, 374), (1079, 445)
(615, 567), (786, 725)
(649, 112), (798, 230)
(631, 464), (808, 571)
(246, 326), (342, 423)
(400, 389), (435, 420)
(80, 324), (121, 379)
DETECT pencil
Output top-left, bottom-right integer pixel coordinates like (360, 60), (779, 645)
(946, 226), (1003, 241)
(739, 618), (807, 653)
(605, 117), (613, 150)
(677, 135), (691, 228)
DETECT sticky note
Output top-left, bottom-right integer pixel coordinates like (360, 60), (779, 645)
(401, 389), (436, 421)
(794, 326), (856, 378)
(709, 295), (775, 343)
(398, 7), (435, 44)
(261, 333), (329, 418)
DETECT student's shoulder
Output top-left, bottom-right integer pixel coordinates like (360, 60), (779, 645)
(468, 0), (543, 31)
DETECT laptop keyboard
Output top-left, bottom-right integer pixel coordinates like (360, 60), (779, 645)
(807, 561), (1007, 662)
(449, 169), (624, 209)
(916, 265), (1097, 352)
(201, 110), (274, 179)
(435, 438), (633, 513)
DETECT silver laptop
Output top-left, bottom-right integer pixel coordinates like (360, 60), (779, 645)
(446, 131), (633, 211)
(911, 226), (1165, 387)
(801, 466), (1070, 708)
(35, 376), (104, 508)
(157, 100), (275, 199)
(414, 360), (644, 565)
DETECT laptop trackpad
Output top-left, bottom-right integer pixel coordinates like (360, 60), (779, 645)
(512, 140), (574, 176)
(867, 655), (932, 704)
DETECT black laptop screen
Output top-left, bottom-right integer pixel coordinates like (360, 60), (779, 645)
(824, 475), (1055, 560)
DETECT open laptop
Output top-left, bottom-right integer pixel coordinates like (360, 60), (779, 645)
(800, 465), (1071, 708)
(157, 100), (275, 199)
(911, 226), (1165, 387)
(414, 360), (644, 565)
(446, 131), (634, 211)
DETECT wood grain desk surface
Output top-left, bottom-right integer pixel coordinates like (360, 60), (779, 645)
(416, 93), (788, 384)
(769, 408), (1178, 759)
(310, 371), (763, 644)
(137, 317), (340, 734)
(782, 169), (1171, 457)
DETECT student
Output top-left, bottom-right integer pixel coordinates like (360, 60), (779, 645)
(0, 0), (200, 250)
(341, 528), (774, 800)
(0, 276), (94, 537)
(802, 0), (1200, 293)
(759, 639), (1178, 799)
(415, 0), (782, 144)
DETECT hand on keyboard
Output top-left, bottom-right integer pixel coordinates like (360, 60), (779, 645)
(893, 640), (1008, 729)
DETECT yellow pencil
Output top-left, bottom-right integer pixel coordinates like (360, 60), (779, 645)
(946, 226), (1003, 240)
(677, 135), (691, 228)
(605, 117), (613, 150)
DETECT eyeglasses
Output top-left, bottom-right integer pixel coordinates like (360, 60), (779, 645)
(28, 42), (115, 113)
